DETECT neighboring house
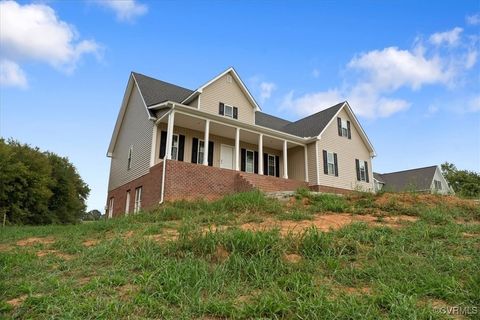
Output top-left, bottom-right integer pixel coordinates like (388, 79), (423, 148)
(373, 165), (453, 194)
(106, 67), (376, 217)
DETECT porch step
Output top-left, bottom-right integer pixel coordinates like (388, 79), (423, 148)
(238, 173), (308, 193)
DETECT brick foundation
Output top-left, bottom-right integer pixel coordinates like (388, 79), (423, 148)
(309, 184), (353, 195)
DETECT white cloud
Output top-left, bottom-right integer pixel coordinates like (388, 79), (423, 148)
(96, 0), (148, 22)
(259, 82), (276, 102)
(429, 27), (463, 47)
(467, 95), (480, 112)
(0, 59), (27, 88)
(282, 89), (343, 116)
(466, 13), (480, 25)
(0, 1), (101, 87)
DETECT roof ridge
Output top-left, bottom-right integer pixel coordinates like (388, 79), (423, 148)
(132, 71), (193, 92)
(380, 165), (438, 176)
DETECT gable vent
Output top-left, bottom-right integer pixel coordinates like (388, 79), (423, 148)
(226, 74), (232, 83)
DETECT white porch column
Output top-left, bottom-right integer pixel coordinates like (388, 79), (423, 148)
(203, 119), (210, 165)
(150, 124), (158, 166)
(258, 134), (264, 175)
(304, 145), (309, 183)
(283, 140), (288, 179)
(235, 128), (240, 171)
(165, 110), (175, 159)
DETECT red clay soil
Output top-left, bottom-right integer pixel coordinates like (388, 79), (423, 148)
(16, 237), (55, 246)
(374, 193), (477, 210)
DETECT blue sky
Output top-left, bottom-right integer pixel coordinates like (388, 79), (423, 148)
(1, 0), (479, 211)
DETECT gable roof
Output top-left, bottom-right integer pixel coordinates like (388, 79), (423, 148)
(373, 172), (385, 183)
(255, 112), (292, 131)
(376, 166), (438, 191)
(132, 72), (193, 107)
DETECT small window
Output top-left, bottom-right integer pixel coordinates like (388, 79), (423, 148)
(171, 134), (179, 160)
(434, 180), (442, 190)
(327, 152), (335, 175)
(125, 190), (130, 215)
(134, 187), (142, 213)
(108, 197), (114, 218)
(268, 154), (276, 176)
(246, 150), (254, 173)
(197, 140), (205, 164)
(224, 104), (234, 118)
(359, 161), (366, 181)
(127, 146), (133, 170)
(341, 119), (348, 137)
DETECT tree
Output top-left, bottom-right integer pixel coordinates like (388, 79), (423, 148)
(0, 139), (90, 225)
(441, 162), (480, 198)
(82, 209), (102, 221)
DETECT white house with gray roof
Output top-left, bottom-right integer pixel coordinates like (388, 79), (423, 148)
(106, 67), (376, 216)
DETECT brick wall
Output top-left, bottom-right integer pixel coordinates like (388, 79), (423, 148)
(309, 184), (353, 195)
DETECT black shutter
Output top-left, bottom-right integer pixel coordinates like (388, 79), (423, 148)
(334, 153), (338, 177)
(159, 131), (167, 159)
(337, 117), (342, 136)
(323, 150), (328, 174)
(254, 151), (258, 174)
(178, 135), (185, 161)
(275, 155), (280, 177)
(365, 161), (369, 182)
(347, 121), (351, 139)
(219, 102), (224, 115)
(355, 159), (360, 181)
(263, 153), (268, 175)
(241, 148), (246, 172)
(208, 141), (214, 166)
(191, 138), (198, 163)
(233, 107), (238, 119)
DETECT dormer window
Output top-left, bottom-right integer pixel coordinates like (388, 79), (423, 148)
(337, 117), (351, 139)
(219, 102), (238, 119)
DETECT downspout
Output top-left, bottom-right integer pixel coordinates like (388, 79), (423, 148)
(159, 156), (167, 204)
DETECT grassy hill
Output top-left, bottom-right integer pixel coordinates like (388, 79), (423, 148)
(1, 190), (479, 319)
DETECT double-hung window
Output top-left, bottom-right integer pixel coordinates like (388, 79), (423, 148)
(267, 154), (276, 176)
(171, 134), (179, 160)
(197, 140), (205, 164)
(246, 150), (254, 173)
(434, 180), (442, 190)
(134, 187), (142, 213)
(359, 161), (366, 181)
(341, 119), (348, 137)
(224, 104), (234, 118)
(327, 152), (335, 175)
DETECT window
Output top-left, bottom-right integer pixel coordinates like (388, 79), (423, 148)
(125, 190), (130, 215)
(134, 187), (142, 213)
(359, 161), (366, 181)
(268, 154), (276, 176)
(224, 104), (234, 118)
(327, 152), (335, 175)
(197, 140), (205, 164)
(434, 180), (442, 190)
(341, 119), (348, 137)
(171, 134), (179, 160)
(108, 197), (114, 218)
(127, 146), (133, 170)
(246, 150), (254, 173)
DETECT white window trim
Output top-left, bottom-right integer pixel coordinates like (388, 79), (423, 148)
(134, 187), (142, 214)
(327, 152), (335, 176)
(127, 145), (133, 170)
(245, 149), (254, 173)
(267, 154), (276, 176)
(197, 139), (205, 164)
(341, 119), (348, 137)
(125, 190), (130, 215)
(171, 134), (179, 160)
(224, 104), (234, 118)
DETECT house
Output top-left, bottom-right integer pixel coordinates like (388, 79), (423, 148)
(373, 165), (453, 194)
(106, 67), (376, 217)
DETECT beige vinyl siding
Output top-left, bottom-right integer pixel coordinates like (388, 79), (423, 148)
(287, 146), (305, 181)
(155, 124), (284, 176)
(317, 108), (374, 191)
(199, 73), (255, 124)
(430, 167), (452, 194)
(108, 85), (154, 191)
(188, 97), (199, 109)
(307, 142), (318, 185)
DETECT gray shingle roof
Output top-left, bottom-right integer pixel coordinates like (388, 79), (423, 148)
(377, 166), (438, 192)
(255, 102), (345, 137)
(132, 72), (193, 107)
(373, 172), (385, 183)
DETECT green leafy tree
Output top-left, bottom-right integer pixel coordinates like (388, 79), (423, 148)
(82, 209), (102, 221)
(441, 162), (480, 198)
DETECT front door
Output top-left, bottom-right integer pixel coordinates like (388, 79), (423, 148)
(220, 145), (234, 169)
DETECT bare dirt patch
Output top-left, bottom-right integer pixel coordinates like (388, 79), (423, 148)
(419, 298), (467, 320)
(375, 193), (477, 211)
(123, 231), (135, 239)
(283, 253), (302, 263)
(234, 289), (261, 305)
(78, 276), (92, 285)
(117, 284), (138, 301)
(145, 229), (179, 243)
(82, 239), (100, 247)
(16, 237), (55, 247)
(462, 232), (477, 238)
(0, 243), (12, 252)
(240, 213), (417, 236)
(212, 245), (230, 263)
(201, 225), (230, 235)
(36, 249), (75, 260)
(342, 286), (372, 295)
(6, 295), (28, 307)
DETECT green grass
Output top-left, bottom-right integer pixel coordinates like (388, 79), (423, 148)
(1, 191), (479, 319)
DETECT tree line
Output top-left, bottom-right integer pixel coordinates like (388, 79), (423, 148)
(0, 139), (90, 225)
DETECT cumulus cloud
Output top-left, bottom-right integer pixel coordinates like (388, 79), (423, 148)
(466, 13), (480, 25)
(259, 82), (276, 102)
(429, 27), (463, 46)
(282, 26), (478, 119)
(0, 59), (27, 88)
(0, 1), (101, 87)
(96, 0), (148, 22)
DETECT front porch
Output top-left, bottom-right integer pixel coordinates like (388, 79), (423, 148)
(152, 109), (310, 183)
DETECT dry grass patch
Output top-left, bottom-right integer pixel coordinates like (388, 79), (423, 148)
(0, 243), (12, 252)
(283, 253), (302, 264)
(212, 245), (230, 263)
(16, 236), (55, 246)
(82, 239), (100, 247)
(117, 284), (139, 302)
(145, 228), (179, 243)
(36, 249), (75, 260)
